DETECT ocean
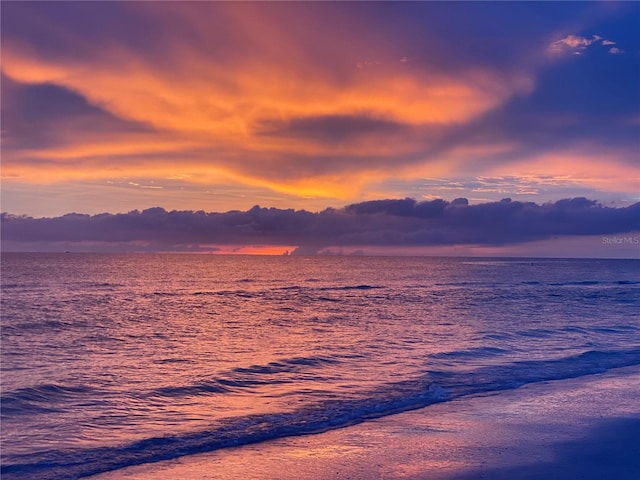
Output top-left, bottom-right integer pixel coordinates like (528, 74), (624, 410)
(1, 254), (639, 480)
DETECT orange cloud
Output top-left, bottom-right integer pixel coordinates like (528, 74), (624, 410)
(2, 1), (636, 214)
(490, 148), (640, 196)
(0, 2), (534, 202)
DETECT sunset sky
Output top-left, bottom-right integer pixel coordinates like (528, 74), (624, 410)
(1, 2), (639, 256)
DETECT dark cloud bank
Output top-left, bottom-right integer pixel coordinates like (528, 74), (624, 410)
(2, 198), (638, 254)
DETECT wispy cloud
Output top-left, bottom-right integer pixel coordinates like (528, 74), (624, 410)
(1, 2), (638, 216)
(552, 34), (599, 49)
(548, 33), (622, 55)
(1, 5), (531, 200)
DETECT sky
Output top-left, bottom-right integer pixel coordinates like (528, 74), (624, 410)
(1, 2), (639, 256)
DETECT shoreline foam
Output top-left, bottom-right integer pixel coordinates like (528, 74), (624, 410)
(90, 365), (640, 480)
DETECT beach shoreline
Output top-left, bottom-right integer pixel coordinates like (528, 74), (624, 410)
(90, 365), (640, 480)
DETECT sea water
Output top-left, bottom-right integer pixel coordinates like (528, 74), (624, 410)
(1, 254), (639, 479)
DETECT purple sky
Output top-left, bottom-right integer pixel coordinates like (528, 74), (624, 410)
(1, 2), (639, 256)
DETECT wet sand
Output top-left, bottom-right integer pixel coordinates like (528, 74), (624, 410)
(91, 365), (640, 480)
